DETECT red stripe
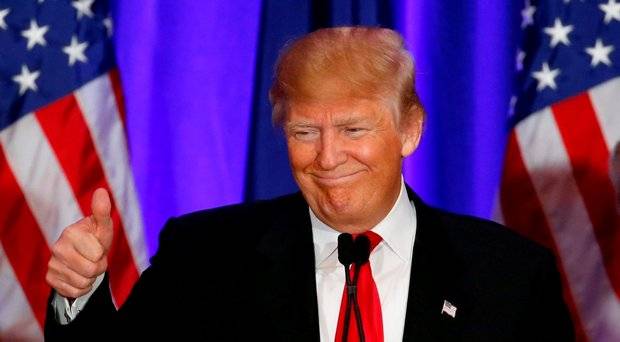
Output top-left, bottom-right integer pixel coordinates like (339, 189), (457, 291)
(500, 133), (555, 247)
(0, 146), (50, 328)
(35, 93), (138, 307)
(109, 69), (126, 128)
(551, 92), (620, 298)
(499, 132), (588, 341)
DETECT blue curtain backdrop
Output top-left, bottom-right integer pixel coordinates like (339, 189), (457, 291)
(111, 0), (522, 256)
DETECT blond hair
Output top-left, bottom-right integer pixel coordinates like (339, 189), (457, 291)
(269, 26), (423, 127)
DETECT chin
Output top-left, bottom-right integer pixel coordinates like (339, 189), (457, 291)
(322, 195), (367, 221)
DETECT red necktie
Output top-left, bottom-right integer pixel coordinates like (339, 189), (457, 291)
(334, 231), (383, 342)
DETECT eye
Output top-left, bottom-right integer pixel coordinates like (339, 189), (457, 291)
(290, 129), (319, 141)
(344, 127), (368, 138)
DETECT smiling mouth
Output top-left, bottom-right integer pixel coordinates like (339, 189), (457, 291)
(311, 171), (364, 185)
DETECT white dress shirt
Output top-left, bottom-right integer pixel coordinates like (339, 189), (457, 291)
(312, 179), (417, 342)
(52, 272), (104, 324)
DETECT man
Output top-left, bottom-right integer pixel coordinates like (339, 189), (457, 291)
(45, 27), (574, 341)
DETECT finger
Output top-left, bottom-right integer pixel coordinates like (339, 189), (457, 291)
(65, 251), (107, 279)
(46, 273), (92, 299)
(60, 224), (105, 262)
(91, 188), (112, 229)
(48, 257), (96, 290)
(72, 231), (105, 262)
(53, 240), (107, 278)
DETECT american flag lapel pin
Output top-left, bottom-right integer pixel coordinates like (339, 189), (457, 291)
(441, 300), (457, 318)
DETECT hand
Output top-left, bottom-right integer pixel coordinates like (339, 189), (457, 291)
(46, 188), (113, 298)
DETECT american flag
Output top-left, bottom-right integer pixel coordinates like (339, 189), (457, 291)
(0, 0), (148, 340)
(497, 0), (620, 340)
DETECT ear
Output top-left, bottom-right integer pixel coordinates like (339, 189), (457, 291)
(399, 106), (423, 158)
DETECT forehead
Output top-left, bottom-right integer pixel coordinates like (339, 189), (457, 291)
(286, 98), (396, 124)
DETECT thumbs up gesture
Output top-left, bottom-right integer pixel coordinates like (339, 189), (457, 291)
(46, 188), (113, 298)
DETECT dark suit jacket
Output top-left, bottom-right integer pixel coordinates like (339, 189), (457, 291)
(45, 189), (574, 341)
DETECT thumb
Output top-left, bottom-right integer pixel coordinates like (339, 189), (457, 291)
(91, 188), (113, 244)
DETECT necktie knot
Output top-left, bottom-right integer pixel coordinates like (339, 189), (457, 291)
(354, 231), (382, 252)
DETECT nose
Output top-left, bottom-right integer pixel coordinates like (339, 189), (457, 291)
(316, 130), (347, 170)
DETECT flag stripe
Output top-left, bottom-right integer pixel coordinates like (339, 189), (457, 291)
(551, 92), (620, 297)
(0, 114), (83, 246)
(589, 77), (620, 152)
(500, 133), (555, 247)
(499, 132), (587, 341)
(0, 245), (44, 341)
(35, 94), (107, 215)
(76, 75), (148, 272)
(35, 90), (140, 307)
(516, 108), (620, 340)
(108, 69), (126, 127)
(0, 146), (50, 329)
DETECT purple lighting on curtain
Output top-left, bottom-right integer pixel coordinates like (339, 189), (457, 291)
(112, 1), (261, 256)
(397, 0), (519, 219)
(471, 1), (518, 218)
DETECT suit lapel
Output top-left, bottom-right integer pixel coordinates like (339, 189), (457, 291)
(402, 188), (469, 341)
(254, 193), (320, 341)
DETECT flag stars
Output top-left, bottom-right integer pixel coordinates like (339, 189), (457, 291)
(63, 36), (89, 66)
(532, 62), (560, 91)
(521, 3), (536, 28)
(72, 0), (94, 20)
(600, 0), (620, 24)
(103, 17), (113, 37)
(509, 95), (517, 116)
(516, 50), (526, 71)
(586, 39), (614, 67)
(0, 8), (9, 30)
(12, 65), (40, 95)
(544, 18), (573, 47)
(21, 19), (49, 50)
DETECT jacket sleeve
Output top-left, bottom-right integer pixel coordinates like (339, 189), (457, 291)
(44, 218), (184, 340)
(44, 273), (117, 340)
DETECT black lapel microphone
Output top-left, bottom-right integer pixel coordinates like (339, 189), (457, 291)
(337, 233), (355, 342)
(337, 233), (369, 342)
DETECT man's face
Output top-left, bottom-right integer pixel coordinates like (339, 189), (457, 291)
(285, 98), (421, 233)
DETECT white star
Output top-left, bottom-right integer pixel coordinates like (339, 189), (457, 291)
(532, 62), (560, 91)
(12, 65), (40, 95)
(103, 17), (113, 37)
(0, 8), (9, 30)
(509, 95), (517, 116)
(543, 18), (574, 47)
(21, 20), (49, 50)
(516, 50), (526, 71)
(521, 3), (536, 28)
(586, 39), (614, 67)
(63, 36), (89, 66)
(600, 0), (620, 24)
(72, 0), (94, 19)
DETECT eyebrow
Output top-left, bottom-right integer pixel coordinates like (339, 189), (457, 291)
(285, 121), (318, 130)
(285, 114), (370, 129)
(333, 116), (367, 127)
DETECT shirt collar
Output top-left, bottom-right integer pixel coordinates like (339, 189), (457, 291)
(310, 178), (417, 268)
